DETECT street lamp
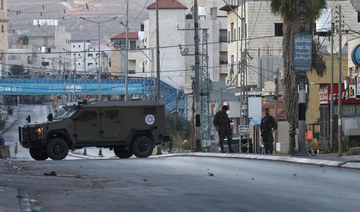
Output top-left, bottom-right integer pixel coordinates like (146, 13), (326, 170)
(80, 16), (119, 101)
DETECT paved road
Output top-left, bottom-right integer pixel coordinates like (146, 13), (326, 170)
(3, 104), (53, 160)
(2, 156), (359, 212)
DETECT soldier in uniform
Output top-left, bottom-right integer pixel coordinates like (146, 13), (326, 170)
(260, 108), (277, 154)
(213, 106), (235, 153)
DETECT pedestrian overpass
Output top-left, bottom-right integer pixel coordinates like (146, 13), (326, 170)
(0, 77), (187, 117)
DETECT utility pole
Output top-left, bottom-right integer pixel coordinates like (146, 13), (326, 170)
(125, 0), (129, 101)
(239, 0), (247, 125)
(330, 23), (334, 149)
(275, 68), (279, 151)
(194, 0), (201, 152)
(74, 53), (77, 101)
(83, 42), (87, 100)
(201, 29), (210, 144)
(337, 5), (343, 156)
(297, 0), (307, 155)
(63, 62), (66, 103)
(98, 23), (101, 101)
(79, 16), (118, 101)
(156, 0), (161, 101)
(155, 0), (162, 155)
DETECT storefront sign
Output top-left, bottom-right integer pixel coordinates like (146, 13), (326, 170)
(351, 44), (360, 67)
(320, 83), (360, 104)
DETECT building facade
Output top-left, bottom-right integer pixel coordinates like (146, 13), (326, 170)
(28, 19), (71, 75)
(143, 0), (229, 93)
(0, 0), (9, 76)
(220, 0), (283, 89)
(111, 31), (147, 78)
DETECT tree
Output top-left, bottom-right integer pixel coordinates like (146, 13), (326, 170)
(10, 65), (26, 76)
(270, 0), (327, 155)
(165, 111), (192, 149)
(17, 35), (29, 45)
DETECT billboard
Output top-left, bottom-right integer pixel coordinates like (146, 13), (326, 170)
(0, 83), (143, 95)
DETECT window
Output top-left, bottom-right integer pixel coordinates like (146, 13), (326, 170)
(130, 40), (136, 49)
(358, 12), (360, 22)
(1, 25), (3, 33)
(1, 0), (3, 10)
(88, 63), (93, 66)
(109, 61), (112, 67)
(88, 53), (93, 57)
(73, 45), (75, 48)
(231, 22), (234, 41)
(275, 23), (283, 36)
(78, 111), (97, 122)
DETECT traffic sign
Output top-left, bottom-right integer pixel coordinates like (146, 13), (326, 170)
(239, 125), (250, 134)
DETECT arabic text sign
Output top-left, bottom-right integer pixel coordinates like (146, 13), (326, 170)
(294, 34), (312, 71)
(239, 125), (250, 135)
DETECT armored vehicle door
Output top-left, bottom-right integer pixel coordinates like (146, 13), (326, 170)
(100, 109), (121, 139)
(73, 109), (99, 142)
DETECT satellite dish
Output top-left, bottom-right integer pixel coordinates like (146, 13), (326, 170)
(327, 35), (347, 54)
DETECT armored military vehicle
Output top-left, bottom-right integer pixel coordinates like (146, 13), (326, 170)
(18, 100), (170, 160)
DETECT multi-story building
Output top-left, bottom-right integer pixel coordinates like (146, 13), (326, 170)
(27, 19), (71, 75)
(222, 0), (360, 90)
(70, 40), (91, 76)
(143, 0), (229, 93)
(8, 43), (32, 74)
(111, 31), (147, 78)
(220, 0), (283, 89)
(0, 0), (9, 76)
(69, 40), (113, 78)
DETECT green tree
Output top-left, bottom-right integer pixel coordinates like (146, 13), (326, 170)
(17, 35), (29, 45)
(165, 111), (191, 149)
(270, 0), (327, 155)
(10, 65), (26, 76)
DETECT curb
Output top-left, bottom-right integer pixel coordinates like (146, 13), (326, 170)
(150, 152), (360, 170)
(68, 152), (114, 160)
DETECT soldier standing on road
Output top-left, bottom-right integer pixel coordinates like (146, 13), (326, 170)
(260, 108), (277, 154)
(213, 106), (235, 153)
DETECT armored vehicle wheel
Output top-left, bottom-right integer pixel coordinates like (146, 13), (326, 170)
(114, 147), (133, 158)
(46, 138), (69, 160)
(29, 148), (49, 160)
(132, 136), (153, 158)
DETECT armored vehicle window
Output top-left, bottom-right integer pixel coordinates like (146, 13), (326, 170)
(105, 111), (118, 119)
(55, 106), (78, 119)
(78, 111), (97, 122)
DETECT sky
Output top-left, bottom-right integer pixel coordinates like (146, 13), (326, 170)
(7, 0), (152, 43)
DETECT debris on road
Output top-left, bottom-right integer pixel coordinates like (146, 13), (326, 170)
(43, 171), (57, 176)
